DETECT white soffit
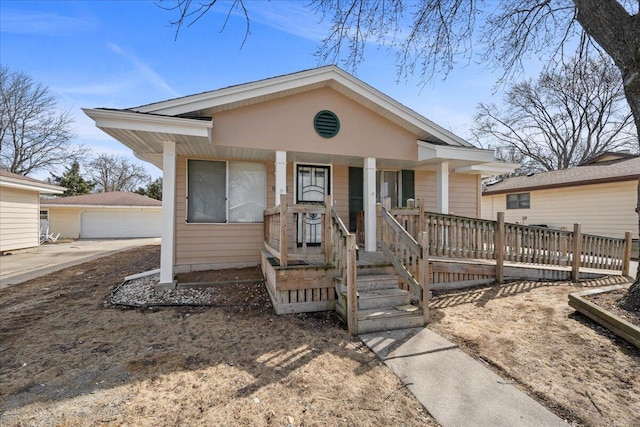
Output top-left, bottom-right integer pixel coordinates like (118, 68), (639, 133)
(82, 109), (213, 138)
(455, 162), (520, 176)
(0, 177), (64, 194)
(417, 141), (495, 163)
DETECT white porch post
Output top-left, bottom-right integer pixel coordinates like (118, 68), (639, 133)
(436, 161), (449, 214)
(158, 140), (177, 289)
(275, 150), (287, 206)
(364, 157), (377, 252)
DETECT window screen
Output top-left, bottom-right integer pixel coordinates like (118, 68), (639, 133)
(187, 160), (226, 223)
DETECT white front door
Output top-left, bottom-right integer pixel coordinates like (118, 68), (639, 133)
(296, 165), (330, 245)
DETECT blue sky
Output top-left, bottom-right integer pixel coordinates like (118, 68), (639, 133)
(1, 0), (532, 181)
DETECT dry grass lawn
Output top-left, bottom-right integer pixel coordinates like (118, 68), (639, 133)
(429, 278), (640, 426)
(0, 245), (434, 426)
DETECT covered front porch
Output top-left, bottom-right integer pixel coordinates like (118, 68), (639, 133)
(261, 193), (633, 334)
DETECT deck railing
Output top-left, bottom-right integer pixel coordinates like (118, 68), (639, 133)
(330, 207), (358, 334)
(263, 194), (332, 267)
(369, 198), (632, 280)
(379, 206), (430, 324)
(503, 222), (572, 266)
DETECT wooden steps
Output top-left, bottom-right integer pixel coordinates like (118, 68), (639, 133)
(335, 272), (425, 334)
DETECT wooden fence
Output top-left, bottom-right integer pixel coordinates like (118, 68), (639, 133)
(330, 207), (358, 334)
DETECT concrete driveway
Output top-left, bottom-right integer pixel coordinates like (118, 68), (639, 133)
(0, 238), (160, 289)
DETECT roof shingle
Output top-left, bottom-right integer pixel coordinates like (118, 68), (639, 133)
(484, 156), (640, 195)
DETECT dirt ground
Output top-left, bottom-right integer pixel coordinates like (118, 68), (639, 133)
(0, 246), (435, 426)
(2, 247), (639, 427)
(429, 278), (640, 426)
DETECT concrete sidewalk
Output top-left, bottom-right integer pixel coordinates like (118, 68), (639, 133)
(361, 328), (568, 427)
(0, 238), (160, 289)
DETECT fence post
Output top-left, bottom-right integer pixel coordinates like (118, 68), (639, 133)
(495, 212), (505, 283)
(324, 195), (333, 264)
(420, 231), (430, 324)
(572, 223), (582, 281)
(279, 193), (288, 267)
(346, 234), (358, 335)
(418, 198), (425, 235)
(622, 231), (633, 277)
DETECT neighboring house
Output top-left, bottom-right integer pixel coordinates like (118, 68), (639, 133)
(0, 170), (65, 253)
(41, 191), (162, 239)
(84, 66), (515, 287)
(482, 152), (639, 241)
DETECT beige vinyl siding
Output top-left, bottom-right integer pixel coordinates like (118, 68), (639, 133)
(482, 180), (637, 239)
(450, 174), (480, 218)
(211, 87), (419, 162)
(332, 165), (349, 221)
(0, 187), (39, 252)
(175, 156), (267, 267)
(414, 171), (479, 217)
(414, 170), (437, 211)
(47, 207), (82, 238)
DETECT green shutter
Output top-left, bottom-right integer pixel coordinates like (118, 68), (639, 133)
(348, 167), (363, 232)
(401, 169), (415, 207)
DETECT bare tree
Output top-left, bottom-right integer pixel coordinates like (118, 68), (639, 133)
(0, 66), (83, 175)
(88, 154), (151, 193)
(473, 56), (637, 171)
(162, 0), (640, 307)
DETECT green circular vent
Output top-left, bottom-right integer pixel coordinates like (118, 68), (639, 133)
(314, 110), (340, 138)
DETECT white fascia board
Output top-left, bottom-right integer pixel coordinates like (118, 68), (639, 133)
(331, 71), (473, 147)
(82, 108), (213, 138)
(0, 178), (65, 194)
(455, 162), (520, 176)
(418, 141), (495, 163)
(132, 66), (341, 115)
(131, 66), (472, 148)
(40, 204), (161, 209)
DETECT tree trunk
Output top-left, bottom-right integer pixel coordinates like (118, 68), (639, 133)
(618, 179), (640, 311)
(574, 0), (640, 310)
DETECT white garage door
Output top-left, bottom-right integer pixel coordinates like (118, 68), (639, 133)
(80, 209), (161, 238)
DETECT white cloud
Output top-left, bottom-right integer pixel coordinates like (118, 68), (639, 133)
(106, 43), (180, 97)
(0, 10), (93, 35)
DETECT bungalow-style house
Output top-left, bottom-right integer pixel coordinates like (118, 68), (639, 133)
(41, 191), (162, 239)
(482, 152), (639, 243)
(83, 66), (514, 291)
(0, 170), (65, 253)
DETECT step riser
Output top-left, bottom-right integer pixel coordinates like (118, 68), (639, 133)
(358, 294), (410, 310)
(356, 266), (396, 276)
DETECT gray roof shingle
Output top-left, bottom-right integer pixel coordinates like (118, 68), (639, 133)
(484, 156), (640, 195)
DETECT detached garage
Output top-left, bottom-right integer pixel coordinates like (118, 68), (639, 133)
(42, 191), (162, 239)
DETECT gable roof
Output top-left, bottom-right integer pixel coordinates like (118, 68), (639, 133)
(483, 155), (640, 195)
(41, 191), (161, 207)
(0, 169), (65, 194)
(128, 65), (472, 148)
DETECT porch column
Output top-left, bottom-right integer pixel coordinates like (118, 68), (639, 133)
(275, 150), (287, 206)
(364, 157), (377, 252)
(436, 161), (449, 214)
(158, 140), (177, 290)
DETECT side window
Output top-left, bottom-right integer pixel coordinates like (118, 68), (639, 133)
(506, 193), (530, 209)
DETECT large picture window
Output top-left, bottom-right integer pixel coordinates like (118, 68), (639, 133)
(506, 193), (530, 209)
(187, 160), (266, 223)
